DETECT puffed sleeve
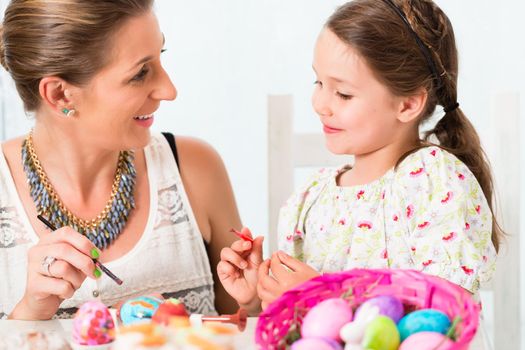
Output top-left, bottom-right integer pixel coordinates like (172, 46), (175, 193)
(277, 168), (335, 260)
(393, 146), (497, 293)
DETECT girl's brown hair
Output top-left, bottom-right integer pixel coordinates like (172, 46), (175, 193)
(327, 0), (503, 251)
(0, 0), (154, 111)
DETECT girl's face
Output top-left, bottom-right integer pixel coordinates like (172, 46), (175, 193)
(311, 28), (405, 156)
(71, 10), (176, 151)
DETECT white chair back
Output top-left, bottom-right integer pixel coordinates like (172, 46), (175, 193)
(267, 94), (351, 253)
(487, 92), (521, 350)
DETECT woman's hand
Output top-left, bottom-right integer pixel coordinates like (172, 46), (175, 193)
(9, 227), (99, 320)
(217, 227), (264, 315)
(257, 251), (319, 310)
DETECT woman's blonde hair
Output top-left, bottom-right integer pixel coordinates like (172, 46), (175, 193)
(0, 0), (154, 111)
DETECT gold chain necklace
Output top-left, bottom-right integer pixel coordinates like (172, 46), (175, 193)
(22, 130), (136, 249)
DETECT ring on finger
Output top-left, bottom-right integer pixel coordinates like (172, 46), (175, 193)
(42, 255), (57, 277)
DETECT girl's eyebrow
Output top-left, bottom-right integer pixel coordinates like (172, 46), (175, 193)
(312, 66), (357, 87)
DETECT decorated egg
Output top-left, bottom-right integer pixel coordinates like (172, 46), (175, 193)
(119, 295), (164, 325)
(355, 295), (404, 323)
(399, 331), (455, 350)
(340, 303), (380, 344)
(397, 309), (451, 341)
(291, 337), (344, 350)
(361, 315), (400, 350)
(73, 301), (115, 345)
(301, 298), (353, 341)
(152, 298), (189, 325)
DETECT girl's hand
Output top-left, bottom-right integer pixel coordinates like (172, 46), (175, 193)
(9, 227), (99, 320)
(257, 251), (319, 310)
(217, 227), (264, 315)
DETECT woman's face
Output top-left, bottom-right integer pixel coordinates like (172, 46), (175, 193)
(72, 10), (176, 151)
(311, 28), (403, 156)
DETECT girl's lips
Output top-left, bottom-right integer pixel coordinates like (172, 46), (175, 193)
(323, 124), (343, 134)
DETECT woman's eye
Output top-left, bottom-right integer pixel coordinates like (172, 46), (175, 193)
(336, 92), (353, 100)
(313, 80), (322, 86)
(131, 66), (149, 82)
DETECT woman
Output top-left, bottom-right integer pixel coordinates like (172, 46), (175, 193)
(1, 0), (240, 320)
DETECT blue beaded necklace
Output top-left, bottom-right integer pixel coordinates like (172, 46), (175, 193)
(21, 131), (136, 249)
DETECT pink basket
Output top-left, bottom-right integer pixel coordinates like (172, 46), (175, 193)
(255, 268), (480, 350)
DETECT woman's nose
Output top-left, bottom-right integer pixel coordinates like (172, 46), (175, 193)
(152, 66), (177, 101)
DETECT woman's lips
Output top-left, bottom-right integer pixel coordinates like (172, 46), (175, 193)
(134, 114), (154, 128)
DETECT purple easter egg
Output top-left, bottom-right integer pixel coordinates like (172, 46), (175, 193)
(291, 337), (343, 350)
(301, 298), (353, 341)
(355, 295), (404, 323)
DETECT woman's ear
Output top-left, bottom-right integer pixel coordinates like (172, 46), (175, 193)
(397, 89), (428, 123)
(38, 77), (77, 116)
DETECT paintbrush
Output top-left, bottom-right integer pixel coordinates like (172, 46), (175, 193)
(37, 214), (123, 285)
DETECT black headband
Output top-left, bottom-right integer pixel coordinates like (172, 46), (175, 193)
(381, 0), (459, 112)
(381, 0), (441, 87)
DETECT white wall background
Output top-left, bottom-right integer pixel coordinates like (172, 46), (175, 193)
(152, 0), (346, 236)
(1, 1), (523, 348)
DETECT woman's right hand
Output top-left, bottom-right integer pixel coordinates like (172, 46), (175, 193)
(9, 227), (100, 320)
(217, 227), (264, 315)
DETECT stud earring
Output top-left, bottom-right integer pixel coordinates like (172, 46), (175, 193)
(61, 108), (76, 117)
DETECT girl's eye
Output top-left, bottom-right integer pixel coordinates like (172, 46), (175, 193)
(313, 80), (322, 86)
(336, 92), (353, 100)
(131, 66), (149, 82)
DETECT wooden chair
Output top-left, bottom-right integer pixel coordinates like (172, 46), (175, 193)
(267, 94), (351, 254)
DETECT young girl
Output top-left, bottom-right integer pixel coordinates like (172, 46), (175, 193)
(218, 0), (500, 314)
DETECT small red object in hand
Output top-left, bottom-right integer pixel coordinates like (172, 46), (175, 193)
(230, 228), (254, 243)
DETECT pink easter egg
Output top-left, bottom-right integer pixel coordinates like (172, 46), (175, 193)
(291, 337), (343, 350)
(399, 332), (456, 350)
(73, 301), (115, 345)
(301, 298), (353, 341)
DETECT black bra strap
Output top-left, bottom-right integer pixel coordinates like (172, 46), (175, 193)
(161, 132), (180, 170)
(162, 132), (209, 248)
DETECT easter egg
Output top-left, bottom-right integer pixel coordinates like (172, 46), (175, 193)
(399, 332), (455, 350)
(355, 295), (404, 323)
(397, 309), (451, 341)
(291, 337), (344, 350)
(361, 315), (400, 350)
(152, 298), (189, 325)
(301, 298), (353, 341)
(340, 303), (380, 344)
(73, 300), (115, 345)
(119, 295), (164, 325)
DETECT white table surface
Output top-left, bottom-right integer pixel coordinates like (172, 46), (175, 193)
(0, 317), (490, 349)
(0, 317), (259, 349)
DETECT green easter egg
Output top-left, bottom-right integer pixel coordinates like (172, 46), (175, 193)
(362, 315), (400, 350)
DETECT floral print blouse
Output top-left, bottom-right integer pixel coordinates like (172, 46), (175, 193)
(277, 146), (497, 293)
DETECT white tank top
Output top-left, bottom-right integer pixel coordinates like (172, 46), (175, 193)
(0, 133), (216, 319)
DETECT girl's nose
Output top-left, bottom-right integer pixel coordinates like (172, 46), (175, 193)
(312, 88), (333, 118)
